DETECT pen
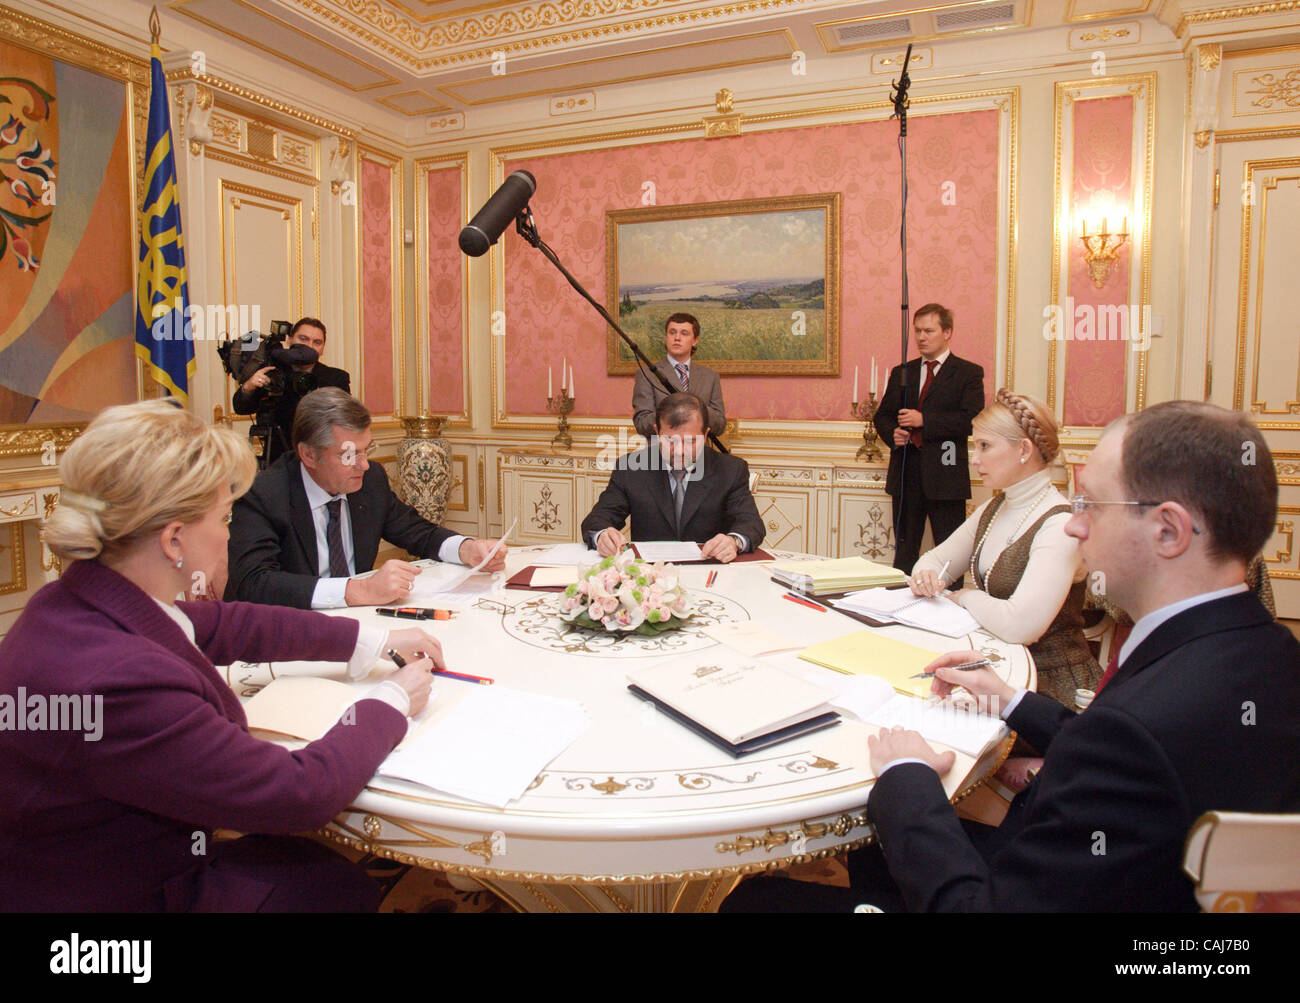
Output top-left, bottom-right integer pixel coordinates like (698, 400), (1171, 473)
(909, 658), (993, 679)
(432, 669), (494, 686)
(378, 607), (456, 620)
(783, 592), (827, 612)
(387, 649), (493, 685)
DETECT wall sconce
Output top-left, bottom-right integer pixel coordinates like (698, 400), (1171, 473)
(1078, 214), (1129, 289)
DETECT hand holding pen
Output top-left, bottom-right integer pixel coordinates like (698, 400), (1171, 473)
(920, 650), (1016, 709)
(908, 560), (950, 599)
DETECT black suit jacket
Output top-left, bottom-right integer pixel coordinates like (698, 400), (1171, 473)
(866, 591), (1300, 911)
(225, 453), (458, 609)
(232, 362), (351, 463)
(873, 355), (984, 500)
(580, 447), (763, 551)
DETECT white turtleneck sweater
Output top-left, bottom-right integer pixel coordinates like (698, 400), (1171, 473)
(911, 468), (1085, 645)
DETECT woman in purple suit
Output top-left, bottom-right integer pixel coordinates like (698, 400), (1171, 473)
(0, 400), (439, 911)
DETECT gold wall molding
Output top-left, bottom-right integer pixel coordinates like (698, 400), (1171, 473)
(355, 143), (407, 422)
(1178, 1), (1300, 35)
(0, 424), (84, 459)
(413, 152), (472, 425)
(165, 68), (356, 139)
(0, 524), (27, 597)
(1048, 74), (1156, 423)
(1234, 159), (1300, 414)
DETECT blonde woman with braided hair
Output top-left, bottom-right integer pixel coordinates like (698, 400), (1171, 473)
(909, 389), (1101, 709)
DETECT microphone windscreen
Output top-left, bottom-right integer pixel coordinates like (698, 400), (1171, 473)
(459, 170), (537, 257)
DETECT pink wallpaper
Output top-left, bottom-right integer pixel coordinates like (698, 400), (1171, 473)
(501, 110), (1001, 422)
(1064, 96), (1133, 428)
(425, 164), (466, 414)
(360, 157), (396, 415)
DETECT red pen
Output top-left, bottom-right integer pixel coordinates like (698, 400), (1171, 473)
(783, 592), (827, 612)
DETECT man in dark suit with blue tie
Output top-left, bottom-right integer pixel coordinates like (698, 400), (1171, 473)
(226, 388), (505, 609)
(583, 394), (762, 563)
(873, 303), (985, 575)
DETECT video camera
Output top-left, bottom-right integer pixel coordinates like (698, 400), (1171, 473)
(216, 320), (323, 468)
(216, 320), (321, 399)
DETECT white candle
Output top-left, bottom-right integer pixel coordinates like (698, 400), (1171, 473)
(871, 359), (878, 396)
(548, 366), (553, 398)
(853, 366), (859, 403)
(562, 357), (568, 390)
(569, 364), (575, 399)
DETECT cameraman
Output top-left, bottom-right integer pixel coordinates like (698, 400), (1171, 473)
(232, 317), (351, 466)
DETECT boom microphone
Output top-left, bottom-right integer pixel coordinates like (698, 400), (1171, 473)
(458, 170), (537, 257)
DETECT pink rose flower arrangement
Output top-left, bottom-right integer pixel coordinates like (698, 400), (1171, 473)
(557, 549), (695, 634)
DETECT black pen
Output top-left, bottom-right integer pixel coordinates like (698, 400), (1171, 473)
(910, 658), (993, 680)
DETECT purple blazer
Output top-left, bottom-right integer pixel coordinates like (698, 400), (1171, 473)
(0, 560), (406, 911)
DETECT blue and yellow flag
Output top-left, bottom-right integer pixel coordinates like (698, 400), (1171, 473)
(134, 41), (194, 403)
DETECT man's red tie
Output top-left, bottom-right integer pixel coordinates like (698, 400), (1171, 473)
(1094, 623), (1131, 695)
(912, 360), (938, 447)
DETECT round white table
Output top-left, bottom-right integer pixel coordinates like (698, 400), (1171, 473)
(228, 548), (1033, 913)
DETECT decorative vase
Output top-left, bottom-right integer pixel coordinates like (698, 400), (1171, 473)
(397, 414), (452, 526)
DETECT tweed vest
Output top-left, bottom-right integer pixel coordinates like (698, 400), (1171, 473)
(971, 496), (1102, 707)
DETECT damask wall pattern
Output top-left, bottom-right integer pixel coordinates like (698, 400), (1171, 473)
(1064, 95), (1133, 428)
(500, 110), (1001, 423)
(425, 163), (465, 414)
(360, 155), (396, 416)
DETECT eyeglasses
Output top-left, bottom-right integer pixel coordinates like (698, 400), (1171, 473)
(323, 442), (378, 462)
(1070, 494), (1201, 534)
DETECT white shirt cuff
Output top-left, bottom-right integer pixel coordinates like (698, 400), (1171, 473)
(1000, 687), (1029, 720)
(358, 679), (410, 718)
(438, 535), (468, 565)
(345, 623), (390, 680)
(877, 757), (934, 778)
(311, 577), (350, 610)
(729, 533), (749, 553)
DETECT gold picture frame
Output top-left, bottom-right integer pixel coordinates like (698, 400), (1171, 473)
(605, 193), (841, 377)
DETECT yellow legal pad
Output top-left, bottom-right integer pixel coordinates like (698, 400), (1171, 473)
(798, 630), (944, 698)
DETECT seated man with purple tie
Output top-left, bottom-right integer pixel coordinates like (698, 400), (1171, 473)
(632, 312), (727, 440)
(226, 388), (505, 609)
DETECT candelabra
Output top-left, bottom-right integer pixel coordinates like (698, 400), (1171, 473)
(1079, 217), (1129, 289)
(547, 388), (574, 450)
(851, 392), (882, 462)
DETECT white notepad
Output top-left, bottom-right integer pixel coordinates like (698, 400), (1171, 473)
(379, 686), (590, 808)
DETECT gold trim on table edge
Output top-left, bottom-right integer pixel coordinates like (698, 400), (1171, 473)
(318, 737), (1010, 885)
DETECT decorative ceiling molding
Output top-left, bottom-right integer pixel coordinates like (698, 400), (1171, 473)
(285, 0), (811, 70)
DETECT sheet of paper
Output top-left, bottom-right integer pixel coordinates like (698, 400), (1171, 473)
(379, 686), (590, 808)
(816, 672), (898, 723)
(529, 566), (580, 587)
(524, 543), (601, 567)
(634, 540), (704, 563)
(406, 519), (517, 605)
(833, 589), (981, 638)
(859, 693), (1007, 758)
(702, 620), (803, 657)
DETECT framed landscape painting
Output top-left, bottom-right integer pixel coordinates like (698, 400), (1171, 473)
(605, 193), (840, 376)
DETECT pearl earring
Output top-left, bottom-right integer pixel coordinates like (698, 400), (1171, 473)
(175, 558), (183, 569)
